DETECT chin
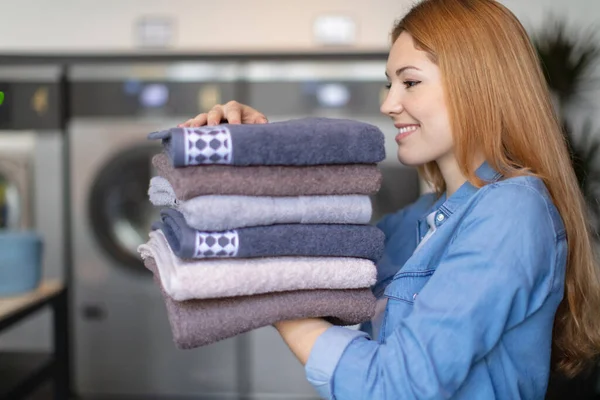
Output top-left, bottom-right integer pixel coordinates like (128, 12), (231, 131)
(396, 151), (428, 167)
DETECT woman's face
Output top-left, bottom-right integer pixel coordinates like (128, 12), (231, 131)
(381, 31), (454, 168)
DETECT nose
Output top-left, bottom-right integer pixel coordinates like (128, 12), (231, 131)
(380, 88), (403, 117)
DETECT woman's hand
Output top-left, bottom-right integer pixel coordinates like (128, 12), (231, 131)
(274, 318), (332, 365)
(179, 101), (268, 127)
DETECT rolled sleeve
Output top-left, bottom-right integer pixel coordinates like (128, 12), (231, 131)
(305, 326), (370, 399)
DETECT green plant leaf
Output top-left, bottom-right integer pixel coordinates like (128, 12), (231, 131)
(532, 18), (600, 239)
(532, 17), (600, 111)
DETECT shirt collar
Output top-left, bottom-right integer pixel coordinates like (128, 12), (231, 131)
(425, 161), (502, 219)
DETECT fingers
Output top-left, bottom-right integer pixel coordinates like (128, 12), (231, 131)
(178, 114), (207, 128)
(253, 115), (268, 124)
(177, 101), (268, 128)
(206, 106), (225, 126)
(193, 113), (208, 126)
(177, 118), (194, 128)
(223, 101), (242, 124)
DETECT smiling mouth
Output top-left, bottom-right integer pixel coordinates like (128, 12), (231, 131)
(395, 125), (419, 141)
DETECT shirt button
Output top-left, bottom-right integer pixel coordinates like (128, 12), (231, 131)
(436, 213), (445, 222)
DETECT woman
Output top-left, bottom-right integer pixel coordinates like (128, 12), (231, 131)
(180, 0), (600, 398)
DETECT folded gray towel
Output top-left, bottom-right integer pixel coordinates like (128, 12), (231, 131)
(149, 177), (373, 231)
(152, 152), (382, 199)
(148, 176), (179, 207)
(147, 117), (385, 167)
(153, 208), (385, 262)
(144, 257), (376, 348)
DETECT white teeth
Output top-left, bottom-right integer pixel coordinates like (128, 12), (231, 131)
(398, 126), (418, 134)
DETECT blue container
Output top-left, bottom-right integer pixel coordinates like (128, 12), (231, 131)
(0, 231), (43, 296)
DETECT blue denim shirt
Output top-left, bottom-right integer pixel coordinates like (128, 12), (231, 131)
(305, 162), (567, 400)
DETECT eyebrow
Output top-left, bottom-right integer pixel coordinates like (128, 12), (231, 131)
(384, 66), (421, 78)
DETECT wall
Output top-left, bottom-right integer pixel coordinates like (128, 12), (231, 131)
(0, 0), (413, 53)
(0, 0), (597, 54)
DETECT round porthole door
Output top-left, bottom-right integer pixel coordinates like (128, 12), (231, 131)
(0, 155), (31, 230)
(0, 172), (21, 229)
(88, 144), (161, 274)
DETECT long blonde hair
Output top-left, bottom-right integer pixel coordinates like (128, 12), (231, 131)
(393, 0), (600, 377)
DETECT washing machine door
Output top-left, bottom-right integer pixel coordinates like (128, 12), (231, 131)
(0, 133), (35, 229)
(87, 143), (159, 273)
(0, 165), (23, 229)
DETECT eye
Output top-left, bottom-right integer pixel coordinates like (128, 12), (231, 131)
(404, 80), (421, 89)
(384, 82), (392, 90)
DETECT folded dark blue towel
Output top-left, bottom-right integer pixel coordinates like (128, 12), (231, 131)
(152, 208), (384, 262)
(147, 117), (386, 167)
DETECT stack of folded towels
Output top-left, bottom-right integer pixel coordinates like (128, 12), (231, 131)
(138, 117), (386, 349)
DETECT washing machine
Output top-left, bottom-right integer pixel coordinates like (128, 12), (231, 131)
(0, 65), (64, 233)
(68, 63), (263, 399)
(0, 65), (68, 356)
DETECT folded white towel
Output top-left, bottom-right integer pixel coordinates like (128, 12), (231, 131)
(148, 176), (373, 231)
(138, 230), (377, 301)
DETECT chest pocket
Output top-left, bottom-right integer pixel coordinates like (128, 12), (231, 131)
(384, 270), (435, 303)
(379, 270), (435, 341)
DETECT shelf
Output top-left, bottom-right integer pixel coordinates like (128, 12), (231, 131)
(0, 351), (55, 400)
(0, 280), (70, 399)
(0, 280), (64, 332)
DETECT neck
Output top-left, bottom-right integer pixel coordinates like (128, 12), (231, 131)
(437, 152), (485, 197)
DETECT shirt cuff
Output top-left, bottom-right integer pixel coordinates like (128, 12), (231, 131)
(305, 326), (370, 399)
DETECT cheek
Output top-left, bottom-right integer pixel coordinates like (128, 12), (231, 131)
(424, 96), (452, 139)
(407, 92), (448, 124)
(398, 96), (454, 164)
